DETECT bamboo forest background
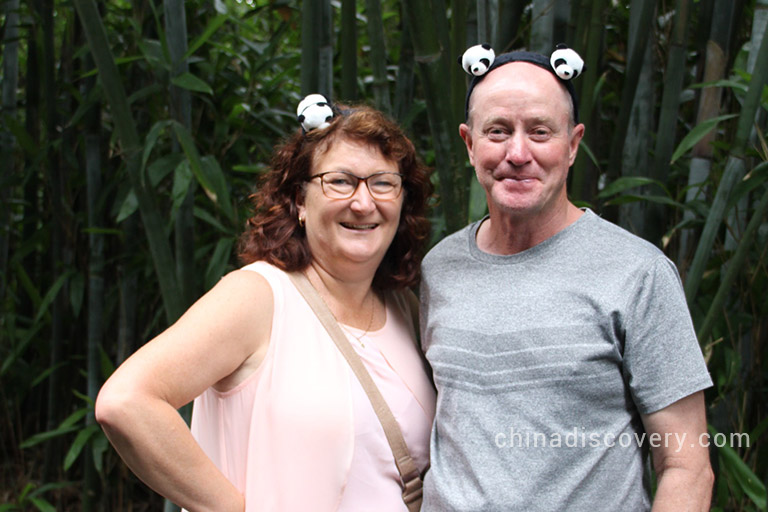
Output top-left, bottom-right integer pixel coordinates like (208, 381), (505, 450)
(1, 0), (767, 509)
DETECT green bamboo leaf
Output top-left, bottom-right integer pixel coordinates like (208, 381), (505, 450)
(81, 227), (123, 236)
(30, 362), (67, 387)
(138, 39), (167, 71)
(127, 83), (164, 106)
(2, 115), (36, 155)
(91, 430), (109, 472)
(194, 206), (230, 234)
(28, 482), (76, 498)
(200, 156), (234, 222)
(0, 323), (44, 377)
(598, 176), (669, 199)
(171, 72), (213, 95)
(34, 271), (74, 324)
(172, 160), (194, 213)
(690, 79), (748, 93)
(670, 114), (738, 164)
(184, 14), (227, 60)
(148, 153), (184, 187)
(63, 424), (100, 471)
(171, 121), (215, 195)
(142, 121), (170, 178)
(18, 483), (35, 501)
(28, 497), (56, 512)
(726, 160), (768, 212)
(603, 194), (683, 208)
(72, 388), (95, 407)
(20, 426), (79, 449)
(70, 271), (85, 318)
(100, 346), (115, 379)
(710, 425), (767, 510)
(59, 408), (90, 430)
(116, 190), (139, 223)
(578, 139), (600, 170)
(204, 238), (235, 290)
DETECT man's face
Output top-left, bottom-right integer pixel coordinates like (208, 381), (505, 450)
(460, 62), (584, 221)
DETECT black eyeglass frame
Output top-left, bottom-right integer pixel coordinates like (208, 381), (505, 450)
(306, 171), (406, 201)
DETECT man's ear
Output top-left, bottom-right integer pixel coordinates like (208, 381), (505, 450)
(459, 123), (475, 167)
(568, 123), (585, 167)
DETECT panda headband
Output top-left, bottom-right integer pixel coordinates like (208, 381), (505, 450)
(461, 44), (584, 123)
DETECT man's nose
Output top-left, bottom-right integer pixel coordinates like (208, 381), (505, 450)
(505, 133), (531, 166)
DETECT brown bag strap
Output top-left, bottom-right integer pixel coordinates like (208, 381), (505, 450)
(288, 272), (423, 512)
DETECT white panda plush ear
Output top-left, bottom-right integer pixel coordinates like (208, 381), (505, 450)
(460, 44), (495, 76)
(550, 44), (584, 80)
(297, 94), (334, 132)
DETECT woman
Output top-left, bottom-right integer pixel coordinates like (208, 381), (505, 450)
(95, 98), (435, 511)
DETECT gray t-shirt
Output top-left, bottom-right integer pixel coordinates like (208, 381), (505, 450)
(420, 209), (712, 512)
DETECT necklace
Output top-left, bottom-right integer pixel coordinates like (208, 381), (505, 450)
(341, 291), (375, 347)
(305, 270), (376, 348)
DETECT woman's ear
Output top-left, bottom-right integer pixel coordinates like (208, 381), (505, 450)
(295, 186), (307, 219)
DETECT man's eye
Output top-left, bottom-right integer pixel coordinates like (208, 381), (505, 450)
(487, 128), (508, 139)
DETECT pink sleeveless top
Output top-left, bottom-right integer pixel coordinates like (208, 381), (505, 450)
(188, 261), (436, 511)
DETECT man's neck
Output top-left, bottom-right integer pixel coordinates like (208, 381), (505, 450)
(476, 202), (583, 255)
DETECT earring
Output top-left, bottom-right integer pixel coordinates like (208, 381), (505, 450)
(298, 215), (305, 227)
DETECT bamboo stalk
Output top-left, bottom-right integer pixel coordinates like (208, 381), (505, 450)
(643, 0), (692, 244)
(0, 0), (20, 305)
(73, 0), (184, 323)
(394, 4), (415, 124)
(570, 0), (606, 202)
(340, 0), (358, 100)
(366, 0), (392, 114)
(39, 0), (65, 484)
(678, 0), (734, 264)
(530, 0), (554, 53)
(300, 0), (318, 95)
(684, 22), (768, 303)
(606, 0), (655, 184)
(696, 185), (768, 342)
(403, 0), (468, 232)
(164, 0), (196, 308)
(495, 0), (525, 52)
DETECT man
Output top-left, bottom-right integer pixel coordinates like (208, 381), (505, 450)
(419, 48), (714, 511)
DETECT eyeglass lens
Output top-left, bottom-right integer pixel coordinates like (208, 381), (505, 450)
(320, 172), (402, 199)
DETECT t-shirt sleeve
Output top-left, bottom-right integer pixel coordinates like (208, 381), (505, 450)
(621, 256), (713, 415)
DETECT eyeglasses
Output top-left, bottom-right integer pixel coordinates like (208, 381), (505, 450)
(307, 171), (404, 201)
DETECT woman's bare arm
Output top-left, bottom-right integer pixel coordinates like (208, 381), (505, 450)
(95, 269), (273, 512)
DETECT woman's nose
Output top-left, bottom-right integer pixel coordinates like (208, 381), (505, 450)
(348, 181), (376, 213)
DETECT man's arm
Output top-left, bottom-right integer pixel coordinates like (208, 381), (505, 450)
(641, 391), (714, 512)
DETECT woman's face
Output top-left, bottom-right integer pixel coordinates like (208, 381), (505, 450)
(298, 138), (404, 275)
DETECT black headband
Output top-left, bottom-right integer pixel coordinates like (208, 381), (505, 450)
(464, 50), (580, 124)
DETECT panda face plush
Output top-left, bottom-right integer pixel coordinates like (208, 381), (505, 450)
(550, 44), (584, 80)
(297, 94), (334, 132)
(460, 44), (495, 76)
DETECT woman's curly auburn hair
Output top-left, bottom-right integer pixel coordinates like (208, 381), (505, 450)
(238, 103), (433, 290)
